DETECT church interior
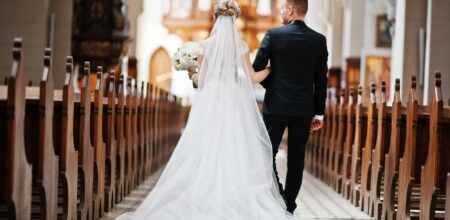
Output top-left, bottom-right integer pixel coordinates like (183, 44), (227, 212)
(0, 0), (449, 219)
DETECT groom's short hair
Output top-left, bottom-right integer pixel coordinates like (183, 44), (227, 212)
(287, 0), (308, 15)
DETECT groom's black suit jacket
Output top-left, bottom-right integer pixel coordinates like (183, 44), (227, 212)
(253, 20), (328, 117)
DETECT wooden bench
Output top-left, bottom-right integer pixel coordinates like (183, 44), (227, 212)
(0, 38), (188, 220)
(146, 84), (154, 176)
(114, 75), (126, 203)
(130, 80), (139, 189)
(73, 62), (94, 220)
(91, 69), (106, 219)
(342, 88), (356, 199)
(350, 86), (368, 206)
(320, 92), (335, 181)
(137, 82), (147, 184)
(306, 73), (449, 219)
(103, 73), (117, 212)
(420, 72), (449, 220)
(326, 90), (339, 185)
(331, 89), (348, 192)
(381, 79), (407, 220)
(446, 173), (450, 220)
(53, 56), (79, 219)
(368, 81), (392, 219)
(0, 38), (33, 220)
(359, 84), (378, 210)
(23, 48), (60, 219)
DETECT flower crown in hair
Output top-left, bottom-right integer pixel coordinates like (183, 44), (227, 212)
(214, 0), (241, 18)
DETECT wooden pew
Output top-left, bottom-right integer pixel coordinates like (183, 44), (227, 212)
(74, 62), (94, 220)
(0, 39), (185, 219)
(342, 87), (356, 199)
(369, 81), (392, 218)
(103, 73), (117, 212)
(331, 89), (347, 192)
(360, 83), (378, 211)
(0, 38), (33, 220)
(313, 92), (330, 178)
(396, 76), (429, 220)
(154, 87), (162, 170)
(91, 68), (106, 219)
(350, 86), (368, 206)
(146, 83), (154, 176)
(321, 92), (335, 181)
(114, 75), (126, 202)
(136, 82), (146, 184)
(163, 91), (170, 163)
(123, 78), (133, 194)
(446, 173), (450, 220)
(420, 72), (449, 220)
(382, 79), (407, 220)
(24, 48), (59, 219)
(160, 90), (167, 164)
(130, 80), (139, 188)
(53, 57), (79, 219)
(327, 90), (339, 185)
(150, 85), (157, 173)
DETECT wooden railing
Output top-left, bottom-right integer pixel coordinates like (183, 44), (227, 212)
(306, 73), (450, 220)
(0, 38), (185, 220)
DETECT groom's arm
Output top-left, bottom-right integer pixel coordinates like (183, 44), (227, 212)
(253, 30), (272, 88)
(314, 37), (329, 118)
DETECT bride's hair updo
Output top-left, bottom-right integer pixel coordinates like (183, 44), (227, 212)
(214, 0), (241, 18)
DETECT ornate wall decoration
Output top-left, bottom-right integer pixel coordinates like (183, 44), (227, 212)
(72, 0), (130, 72)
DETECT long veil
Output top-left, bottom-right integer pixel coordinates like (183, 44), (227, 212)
(117, 16), (294, 220)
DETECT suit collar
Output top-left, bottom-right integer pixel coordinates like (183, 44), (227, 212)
(290, 20), (306, 26)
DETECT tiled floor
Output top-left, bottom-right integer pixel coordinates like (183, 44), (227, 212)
(275, 150), (371, 220)
(101, 149), (372, 220)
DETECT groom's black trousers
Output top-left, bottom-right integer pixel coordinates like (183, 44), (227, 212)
(263, 114), (313, 211)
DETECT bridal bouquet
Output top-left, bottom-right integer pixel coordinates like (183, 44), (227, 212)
(172, 42), (200, 71)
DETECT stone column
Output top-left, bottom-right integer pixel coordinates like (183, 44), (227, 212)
(327, 0), (344, 69)
(305, 0), (327, 35)
(423, 0), (450, 104)
(390, 0), (427, 103)
(341, 0), (365, 92)
(49, 0), (73, 88)
(128, 0), (144, 57)
(342, 0), (365, 59)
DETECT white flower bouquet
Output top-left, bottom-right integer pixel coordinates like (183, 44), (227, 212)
(172, 42), (201, 71)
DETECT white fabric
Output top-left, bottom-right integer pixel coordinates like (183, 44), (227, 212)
(117, 16), (295, 220)
(315, 115), (324, 121)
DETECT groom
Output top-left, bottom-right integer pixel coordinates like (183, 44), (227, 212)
(253, 0), (328, 213)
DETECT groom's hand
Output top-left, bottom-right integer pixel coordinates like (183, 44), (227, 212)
(187, 67), (198, 88)
(187, 67), (196, 79)
(310, 118), (323, 132)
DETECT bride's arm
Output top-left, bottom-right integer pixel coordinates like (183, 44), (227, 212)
(245, 52), (270, 84)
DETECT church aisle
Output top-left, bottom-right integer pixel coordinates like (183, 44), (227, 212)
(275, 149), (372, 220)
(101, 147), (371, 220)
(101, 167), (166, 220)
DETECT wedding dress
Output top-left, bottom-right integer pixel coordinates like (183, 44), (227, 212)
(117, 16), (296, 220)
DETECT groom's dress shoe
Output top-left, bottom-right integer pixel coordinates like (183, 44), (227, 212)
(286, 201), (297, 214)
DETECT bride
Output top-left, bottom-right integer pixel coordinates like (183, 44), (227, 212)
(117, 1), (296, 219)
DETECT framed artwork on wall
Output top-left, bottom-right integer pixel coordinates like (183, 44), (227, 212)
(364, 55), (391, 101)
(376, 14), (392, 48)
